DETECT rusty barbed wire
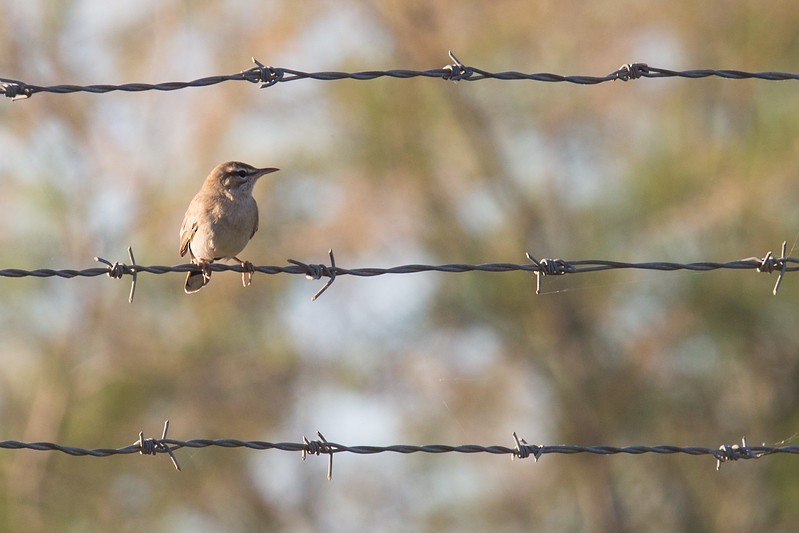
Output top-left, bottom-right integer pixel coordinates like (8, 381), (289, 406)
(3, 52), (799, 100)
(0, 422), (792, 477)
(0, 243), (793, 302)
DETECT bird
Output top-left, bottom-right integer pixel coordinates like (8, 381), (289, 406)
(179, 161), (279, 293)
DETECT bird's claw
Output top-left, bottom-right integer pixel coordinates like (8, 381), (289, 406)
(197, 259), (213, 283)
(236, 258), (255, 287)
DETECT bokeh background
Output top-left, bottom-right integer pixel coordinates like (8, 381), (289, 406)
(2, 1), (799, 531)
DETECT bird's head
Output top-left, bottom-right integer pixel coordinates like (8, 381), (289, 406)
(210, 161), (280, 195)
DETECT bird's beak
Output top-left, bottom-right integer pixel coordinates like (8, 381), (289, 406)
(253, 167), (280, 179)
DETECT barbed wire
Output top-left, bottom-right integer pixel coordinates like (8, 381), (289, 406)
(0, 421), (791, 477)
(0, 243), (792, 302)
(3, 52), (799, 100)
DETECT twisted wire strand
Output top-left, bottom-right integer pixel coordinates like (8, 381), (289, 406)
(3, 257), (796, 279)
(1, 431), (793, 476)
(3, 54), (799, 100)
(1, 243), (794, 302)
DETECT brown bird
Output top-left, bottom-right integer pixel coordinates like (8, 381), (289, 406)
(179, 161), (279, 293)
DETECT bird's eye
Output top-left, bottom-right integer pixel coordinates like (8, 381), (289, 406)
(237, 169), (247, 178)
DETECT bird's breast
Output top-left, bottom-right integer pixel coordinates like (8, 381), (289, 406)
(194, 195), (258, 260)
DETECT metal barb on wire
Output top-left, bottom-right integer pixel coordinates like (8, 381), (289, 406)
(716, 436), (767, 471)
(615, 63), (650, 81)
(749, 241), (789, 295)
(526, 253), (574, 295)
(0, 78), (32, 100)
(442, 50), (473, 82)
(302, 431), (334, 480)
(93, 246), (138, 303)
(248, 57), (283, 88)
(756, 248), (782, 294)
(512, 432), (543, 462)
(134, 420), (181, 471)
(287, 249), (338, 301)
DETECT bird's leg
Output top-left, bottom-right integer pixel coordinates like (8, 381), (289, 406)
(196, 258), (213, 283)
(233, 256), (255, 287)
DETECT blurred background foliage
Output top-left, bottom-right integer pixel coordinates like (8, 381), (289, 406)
(2, 1), (799, 531)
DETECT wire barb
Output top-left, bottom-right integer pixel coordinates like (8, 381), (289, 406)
(526, 253), (574, 295)
(93, 246), (138, 303)
(754, 241), (789, 295)
(302, 431), (334, 480)
(248, 57), (283, 88)
(134, 420), (181, 471)
(715, 437), (767, 471)
(442, 50), (473, 81)
(287, 249), (337, 301)
(512, 432), (543, 462)
(615, 63), (650, 81)
(0, 78), (32, 100)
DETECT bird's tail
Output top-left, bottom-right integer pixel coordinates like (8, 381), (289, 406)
(184, 270), (209, 293)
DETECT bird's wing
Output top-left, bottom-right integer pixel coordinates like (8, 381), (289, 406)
(179, 218), (197, 257)
(250, 204), (259, 240)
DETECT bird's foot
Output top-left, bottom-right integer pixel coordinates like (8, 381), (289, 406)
(234, 257), (255, 287)
(197, 259), (213, 283)
(184, 258), (213, 294)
